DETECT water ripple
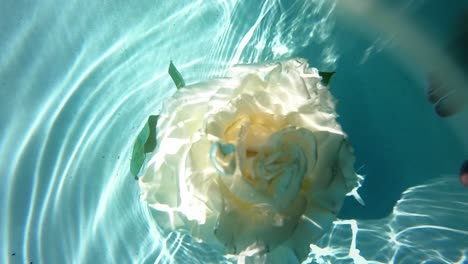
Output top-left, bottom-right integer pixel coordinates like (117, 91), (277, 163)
(2, 0), (466, 263)
(306, 178), (468, 264)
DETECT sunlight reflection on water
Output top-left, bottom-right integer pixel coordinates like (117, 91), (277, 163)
(308, 177), (468, 264)
(1, 0), (467, 263)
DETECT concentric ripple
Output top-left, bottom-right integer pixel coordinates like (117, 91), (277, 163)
(0, 0), (339, 263)
(1, 0), (467, 264)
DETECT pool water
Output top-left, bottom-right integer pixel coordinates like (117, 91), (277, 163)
(1, 0), (467, 263)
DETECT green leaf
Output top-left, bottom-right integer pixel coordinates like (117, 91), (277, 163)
(168, 61), (185, 89)
(130, 115), (159, 179)
(144, 115), (159, 153)
(318, 71), (336, 85)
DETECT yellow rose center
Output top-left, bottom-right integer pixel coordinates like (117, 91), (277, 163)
(222, 113), (287, 188)
(224, 113), (285, 146)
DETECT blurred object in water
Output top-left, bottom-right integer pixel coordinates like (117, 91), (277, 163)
(460, 160), (468, 187)
(427, 10), (468, 117)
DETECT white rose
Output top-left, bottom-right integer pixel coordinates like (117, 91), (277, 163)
(139, 58), (361, 261)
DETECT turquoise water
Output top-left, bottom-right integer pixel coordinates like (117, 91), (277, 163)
(1, 0), (467, 263)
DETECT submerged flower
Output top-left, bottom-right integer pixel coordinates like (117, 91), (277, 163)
(139, 58), (361, 261)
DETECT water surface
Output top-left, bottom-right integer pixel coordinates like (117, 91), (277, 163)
(1, 0), (467, 263)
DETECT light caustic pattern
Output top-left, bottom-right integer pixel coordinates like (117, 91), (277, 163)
(1, 0), (467, 264)
(306, 178), (468, 264)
